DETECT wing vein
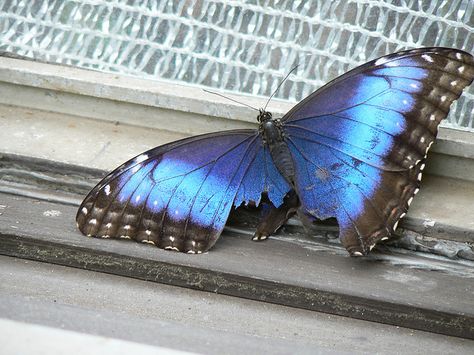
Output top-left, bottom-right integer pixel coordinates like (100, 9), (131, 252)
(287, 138), (366, 251)
(285, 124), (402, 170)
(181, 136), (259, 239)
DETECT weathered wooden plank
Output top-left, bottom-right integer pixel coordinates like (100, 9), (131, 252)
(0, 192), (473, 339)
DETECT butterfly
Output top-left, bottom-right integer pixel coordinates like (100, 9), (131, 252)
(77, 48), (474, 256)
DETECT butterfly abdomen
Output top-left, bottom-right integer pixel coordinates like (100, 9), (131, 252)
(261, 118), (296, 184)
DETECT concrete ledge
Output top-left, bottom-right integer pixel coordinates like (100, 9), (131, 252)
(0, 192), (473, 339)
(0, 57), (473, 181)
(0, 318), (195, 355)
(0, 56), (272, 125)
(4, 256), (473, 354)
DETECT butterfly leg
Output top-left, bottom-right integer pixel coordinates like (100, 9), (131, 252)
(252, 190), (299, 241)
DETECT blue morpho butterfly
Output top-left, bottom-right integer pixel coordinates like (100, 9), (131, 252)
(77, 48), (474, 256)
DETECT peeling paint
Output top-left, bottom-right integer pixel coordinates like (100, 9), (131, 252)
(423, 220), (436, 228)
(43, 210), (62, 217)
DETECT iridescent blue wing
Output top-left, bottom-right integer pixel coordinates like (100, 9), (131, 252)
(77, 130), (290, 253)
(282, 48), (474, 255)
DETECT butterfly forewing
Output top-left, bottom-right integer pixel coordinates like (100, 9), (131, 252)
(76, 130), (291, 253)
(283, 48), (474, 255)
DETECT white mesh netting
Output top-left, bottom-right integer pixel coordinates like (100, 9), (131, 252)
(0, 0), (473, 128)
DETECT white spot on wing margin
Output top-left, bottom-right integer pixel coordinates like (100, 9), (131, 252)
(422, 54), (433, 62)
(135, 154), (149, 163)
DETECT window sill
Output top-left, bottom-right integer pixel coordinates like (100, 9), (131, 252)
(1, 57), (473, 247)
(1, 57), (474, 340)
(1, 192), (473, 339)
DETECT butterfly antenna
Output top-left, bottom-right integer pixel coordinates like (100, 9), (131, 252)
(203, 89), (259, 111)
(263, 65), (299, 111)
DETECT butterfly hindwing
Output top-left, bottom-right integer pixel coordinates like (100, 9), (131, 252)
(283, 48), (474, 255)
(76, 130), (291, 253)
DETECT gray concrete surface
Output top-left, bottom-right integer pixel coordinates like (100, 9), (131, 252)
(1, 255), (473, 355)
(1, 192), (473, 339)
(1, 318), (196, 355)
(2, 57), (474, 352)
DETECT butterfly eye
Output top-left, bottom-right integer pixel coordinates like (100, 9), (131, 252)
(257, 109), (272, 123)
(263, 111), (272, 121)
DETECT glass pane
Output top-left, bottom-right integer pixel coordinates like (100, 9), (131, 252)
(0, 0), (473, 129)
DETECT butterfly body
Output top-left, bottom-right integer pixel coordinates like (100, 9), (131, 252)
(259, 112), (296, 184)
(77, 48), (474, 256)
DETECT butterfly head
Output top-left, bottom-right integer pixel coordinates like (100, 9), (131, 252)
(257, 109), (272, 123)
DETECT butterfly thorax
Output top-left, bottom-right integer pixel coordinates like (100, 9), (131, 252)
(258, 110), (296, 185)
